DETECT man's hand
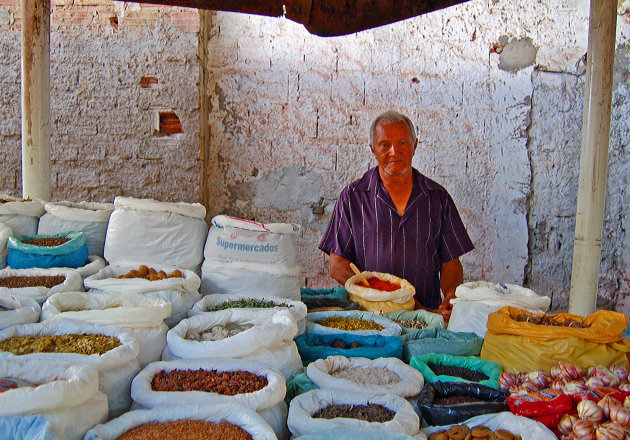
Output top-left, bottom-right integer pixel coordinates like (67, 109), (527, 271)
(329, 253), (356, 286)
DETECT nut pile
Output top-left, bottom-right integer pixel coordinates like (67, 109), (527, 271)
(430, 365), (489, 382)
(187, 323), (254, 342)
(332, 367), (401, 385)
(23, 237), (70, 247)
(313, 403), (395, 423)
(0, 333), (121, 355)
(317, 317), (383, 331)
(0, 275), (66, 288)
(206, 298), (289, 312)
(515, 313), (590, 328)
(117, 265), (183, 281)
(428, 425), (521, 440)
(151, 369), (268, 395)
(115, 420), (252, 440)
(393, 318), (427, 329)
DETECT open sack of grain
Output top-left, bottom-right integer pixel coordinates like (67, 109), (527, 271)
(104, 197), (208, 272)
(0, 319), (140, 418)
(131, 358), (289, 439)
(0, 358), (108, 440)
(0, 267), (83, 304)
(41, 291), (171, 367)
(0, 195), (45, 237)
(305, 310), (402, 337)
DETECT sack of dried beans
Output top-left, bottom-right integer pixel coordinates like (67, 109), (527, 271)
(0, 358), (108, 440)
(37, 201), (114, 258)
(131, 358), (288, 439)
(0, 293), (40, 331)
(41, 291), (171, 367)
(306, 356), (424, 398)
(7, 232), (88, 270)
(344, 271), (415, 313)
(287, 389), (419, 437)
(409, 353), (503, 390)
(104, 197), (208, 272)
(0, 267), (83, 304)
(305, 311), (402, 337)
(84, 264), (201, 328)
(189, 293), (308, 336)
(85, 404), (277, 440)
(0, 195), (44, 237)
(0, 319), (140, 418)
(0, 222), (11, 270)
(163, 309), (302, 378)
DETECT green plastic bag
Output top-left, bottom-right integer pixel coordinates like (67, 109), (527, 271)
(286, 372), (318, 404)
(301, 287), (349, 301)
(402, 328), (483, 362)
(409, 353), (503, 389)
(384, 310), (444, 334)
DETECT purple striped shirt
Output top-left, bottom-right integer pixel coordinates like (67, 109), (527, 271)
(319, 167), (474, 308)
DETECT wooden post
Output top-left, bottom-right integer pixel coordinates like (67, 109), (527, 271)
(198, 10), (211, 220)
(21, 0), (51, 201)
(568, 0), (618, 315)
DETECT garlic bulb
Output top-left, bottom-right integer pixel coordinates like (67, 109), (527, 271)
(519, 380), (540, 393)
(573, 419), (597, 440)
(559, 414), (579, 435)
(601, 373), (621, 388)
(609, 405), (630, 426)
(565, 380), (589, 394)
(578, 399), (605, 423)
(552, 377), (571, 391)
(499, 372), (519, 392)
(619, 383), (630, 392)
(598, 396), (623, 419)
(559, 361), (584, 380)
(624, 395), (630, 411)
(552, 364), (564, 379)
(527, 369), (550, 388)
(595, 421), (625, 440)
(611, 366), (629, 382)
(586, 377), (606, 390)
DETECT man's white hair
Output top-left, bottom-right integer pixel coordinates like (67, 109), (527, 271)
(369, 110), (417, 146)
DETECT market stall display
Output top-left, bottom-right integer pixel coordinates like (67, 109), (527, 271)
(384, 309), (444, 333)
(7, 232), (88, 270)
(305, 310), (402, 337)
(37, 201), (114, 258)
(0, 195), (45, 237)
(0, 358), (108, 440)
(0, 293), (40, 330)
(345, 271), (415, 313)
(0, 267), (83, 304)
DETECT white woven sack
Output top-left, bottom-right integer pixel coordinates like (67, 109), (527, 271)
(189, 293), (308, 335)
(0, 294), (40, 330)
(205, 215), (301, 266)
(0, 196), (45, 237)
(288, 389), (419, 437)
(0, 221), (11, 252)
(41, 291), (171, 367)
(85, 404), (277, 440)
(201, 258), (301, 301)
(131, 357), (288, 439)
(104, 196), (207, 271)
(0, 267), (83, 304)
(305, 311), (402, 337)
(0, 248), (7, 270)
(447, 281), (551, 338)
(37, 202), (114, 257)
(306, 356), (424, 398)
(84, 264), (201, 328)
(0, 319), (140, 418)
(75, 255), (107, 279)
(422, 412), (556, 440)
(345, 271), (415, 303)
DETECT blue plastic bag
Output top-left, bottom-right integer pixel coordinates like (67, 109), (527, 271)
(402, 328), (484, 362)
(0, 414), (59, 440)
(7, 232), (88, 269)
(301, 286), (349, 301)
(296, 332), (403, 363)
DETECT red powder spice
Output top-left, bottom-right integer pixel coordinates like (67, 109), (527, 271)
(366, 277), (400, 292)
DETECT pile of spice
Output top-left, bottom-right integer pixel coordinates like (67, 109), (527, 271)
(23, 237), (70, 247)
(515, 313), (590, 328)
(430, 364), (489, 382)
(313, 403), (395, 423)
(392, 318), (427, 329)
(0, 275), (66, 289)
(115, 420), (252, 440)
(187, 323), (254, 342)
(317, 317), (383, 331)
(365, 277), (400, 292)
(151, 369), (268, 395)
(0, 333), (121, 356)
(206, 298), (289, 312)
(117, 265), (183, 281)
(331, 367), (401, 385)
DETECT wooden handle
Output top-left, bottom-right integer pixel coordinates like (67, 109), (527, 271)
(349, 262), (370, 287)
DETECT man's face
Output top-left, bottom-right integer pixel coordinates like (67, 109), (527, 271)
(370, 120), (417, 177)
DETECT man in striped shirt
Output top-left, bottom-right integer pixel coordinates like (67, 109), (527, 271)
(318, 110), (474, 313)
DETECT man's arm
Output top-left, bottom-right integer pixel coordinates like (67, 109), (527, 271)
(438, 257), (463, 309)
(329, 253), (356, 286)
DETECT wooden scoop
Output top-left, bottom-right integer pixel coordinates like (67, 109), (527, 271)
(349, 262), (370, 287)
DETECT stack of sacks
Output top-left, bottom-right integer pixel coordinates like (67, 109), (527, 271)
(85, 405), (277, 440)
(189, 293), (308, 336)
(37, 201), (113, 259)
(103, 197), (207, 273)
(84, 264), (201, 328)
(131, 358), (289, 439)
(0, 222), (11, 269)
(0, 195), (45, 236)
(163, 308), (302, 378)
(447, 281), (551, 338)
(0, 267), (83, 304)
(201, 215), (301, 301)
(0, 319), (140, 418)
(0, 359), (108, 440)
(41, 291), (171, 367)
(0, 293), (40, 330)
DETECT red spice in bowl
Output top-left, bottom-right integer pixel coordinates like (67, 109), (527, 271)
(366, 277), (400, 292)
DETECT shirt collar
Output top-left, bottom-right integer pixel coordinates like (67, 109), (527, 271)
(356, 166), (428, 198)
